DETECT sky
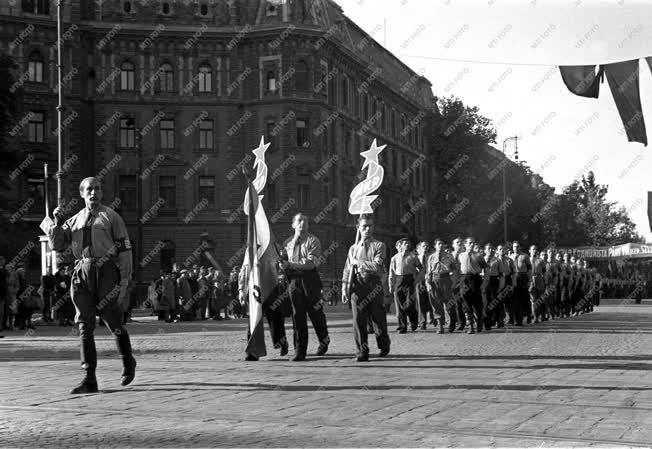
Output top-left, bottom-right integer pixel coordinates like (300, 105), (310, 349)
(333, 0), (652, 243)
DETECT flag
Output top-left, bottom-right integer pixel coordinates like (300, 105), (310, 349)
(242, 177), (279, 357)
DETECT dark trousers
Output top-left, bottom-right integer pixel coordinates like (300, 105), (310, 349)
(288, 277), (329, 356)
(71, 260), (133, 372)
(512, 273), (530, 324)
(351, 276), (390, 357)
(460, 274), (483, 325)
(415, 280), (432, 326)
(428, 275), (450, 326)
(264, 302), (287, 349)
(394, 274), (418, 331)
(449, 277), (466, 328)
(483, 276), (500, 327)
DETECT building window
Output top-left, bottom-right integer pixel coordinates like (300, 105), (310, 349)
(199, 119), (213, 149)
(159, 176), (176, 209)
(28, 52), (43, 83)
(22, 0), (50, 15)
(160, 119), (175, 149)
(158, 63), (174, 93)
(119, 175), (137, 209)
(198, 64), (212, 92)
(391, 110), (397, 137)
(26, 176), (44, 214)
(199, 2), (209, 15)
(295, 60), (310, 92)
(363, 94), (369, 120)
(120, 61), (135, 91)
(266, 70), (277, 93)
(123, 1), (132, 13)
(120, 118), (136, 148)
(344, 128), (351, 160)
(341, 76), (349, 108)
(296, 119), (309, 148)
(266, 120), (276, 150)
(28, 111), (44, 142)
(297, 183), (310, 209)
(198, 176), (215, 206)
(160, 1), (171, 15)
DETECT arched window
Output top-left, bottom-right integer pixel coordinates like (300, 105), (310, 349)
(161, 1), (171, 15)
(266, 70), (277, 93)
(295, 60), (309, 92)
(120, 61), (135, 91)
(159, 63), (174, 92)
(198, 64), (212, 92)
(27, 51), (43, 83)
(123, 1), (132, 13)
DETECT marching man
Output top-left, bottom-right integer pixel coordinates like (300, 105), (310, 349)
(48, 177), (136, 394)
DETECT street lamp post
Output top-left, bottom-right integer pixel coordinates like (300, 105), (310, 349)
(501, 136), (518, 244)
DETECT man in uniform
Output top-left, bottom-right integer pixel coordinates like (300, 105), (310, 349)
(559, 253), (573, 318)
(449, 237), (466, 331)
(48, 177), (136, 394)
(425, 239), (453, 334)
(511, 241), (531, 326)
(482, 243), (502, 330)
(281, 213), (329, 361)
(457, 237), (486, 334)
(341, 215), (390, 362)
(528, 245), (546, 323)
(415, 241), (433, 330)
(389, 238), (420, 333)
(495, 244), (513, 328)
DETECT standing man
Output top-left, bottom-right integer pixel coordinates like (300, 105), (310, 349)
(495, 244), (513, 328)
(482, 243), (502, 331)
(449, 238), (466, 331)
(511, 241), (531, 326)
(389, 238), (420, 333)
(0, 256), (6, 335)
(48, 177), (136, 394)
(457, 237), (486, 334)
(425, 239), (453, 334)
(528, 245), (547, 323)
(342, 215), (390, 362)
(415, 241), (432, 331)
(282, 213), (329, 361)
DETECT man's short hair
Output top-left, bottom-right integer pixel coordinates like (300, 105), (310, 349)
(396, 237), (410, 246)
(293, 212), (308, 223)
(79, 177), (101, 192)
(433, 238), (444, 246)
(357, 214), (373, 225)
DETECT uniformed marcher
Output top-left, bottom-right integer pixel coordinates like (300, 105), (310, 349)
(389, 238), (420, 333)
(282, 213), (329, 361)
(528, 245), (546, 323)
(511, 241), (531, 326)
(481, 243), (502, 330)
(495, 244), (513, 328)
(342, 215), (390, 362)
(425, 239), (454, 334)
(457, 237), (486, 334)
(559, 253), (573, 318)
(449, 238), (466, 331)
(48, 177), (136, 394)
(415, 241), (433, 330)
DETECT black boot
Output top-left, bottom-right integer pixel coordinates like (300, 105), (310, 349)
(116, 329), (137, 386)
(465, 313), (475, 334)
(72, 324), (99, 394)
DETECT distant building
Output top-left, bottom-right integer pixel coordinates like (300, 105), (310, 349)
(0, 0), (437, 284)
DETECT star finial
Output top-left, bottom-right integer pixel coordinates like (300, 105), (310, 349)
(252, 136), (271, 167)
(360, 139), (386, 170)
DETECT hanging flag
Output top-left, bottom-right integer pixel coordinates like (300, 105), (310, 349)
(647, 191), (652, 233)
(604, 59), (647, 146)
(558, 65), (602, 98)
(241, 137), (279, 358)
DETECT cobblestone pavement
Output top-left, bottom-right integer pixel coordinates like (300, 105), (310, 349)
(1, 299), (652, 448)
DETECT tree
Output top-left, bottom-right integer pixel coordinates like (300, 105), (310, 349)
(542, 171), (643, 247)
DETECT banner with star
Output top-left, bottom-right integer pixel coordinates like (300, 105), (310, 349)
(241, 136), (280, 358)
(348, 139), (386, 215)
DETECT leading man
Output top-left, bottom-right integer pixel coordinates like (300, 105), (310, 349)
(48, 177), (136, 394)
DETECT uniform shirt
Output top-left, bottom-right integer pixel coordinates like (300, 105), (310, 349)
(426, 250), (454, 276)
(499, 256), (514, 277)
(458, 250), (485, 275)
(486, 255), (502, 276)
(531, 257), (546, 276)
(283, 233), (322, 269)
(341, 238), (386, 283)
(511, 252), (531, 273)
(389, 252), (420, 292)
(48, 204), (132, 279)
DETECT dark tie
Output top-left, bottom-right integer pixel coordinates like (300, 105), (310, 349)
(82, 211), (94, 258)
(292, 237), (301, 262)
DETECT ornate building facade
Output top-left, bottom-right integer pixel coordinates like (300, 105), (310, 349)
(1, 0), (437, 285)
